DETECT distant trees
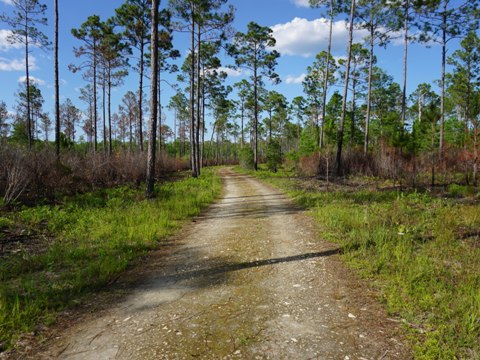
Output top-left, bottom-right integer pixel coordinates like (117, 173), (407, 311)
(0, 0), (50, 148)
(115, 0), (152, 152)
(447, 31), (480, 184)
(229, 22), (280, 170)
(0, 102), (10, 141)
(336, 0), (356, 175)
(60, 99), (81, 145)
(416, 0), (479, 169)
(309, 0), (344, 151)
(356, 0), (395, 154)
(14, 82), (45, 143)
(71, 15), (103, 153)
(98, 20), (129, 155)
(169, 0), (234, 177)
(0, 0), (479, 189)
(233, 79), (251, 147)
(303, 50), (337, 148)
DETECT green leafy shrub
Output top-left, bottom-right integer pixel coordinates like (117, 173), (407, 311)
(239, 146), (255, 170)
(266, 139), (282, 173)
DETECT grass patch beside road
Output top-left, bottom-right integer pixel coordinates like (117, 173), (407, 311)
(0, 169), (221, 350)
(236, 166), (480, 359)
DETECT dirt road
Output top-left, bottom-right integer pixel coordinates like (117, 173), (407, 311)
(36, 169), (410, 359)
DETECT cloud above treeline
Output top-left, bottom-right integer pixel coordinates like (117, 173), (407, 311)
(285, 73), (306, 84)
(0, 55), (38, 71)
(271, 17), (370, 57)
(0, 0), (13, 5)
(291, 0), (310, 7)
(18, 75), (45, 85)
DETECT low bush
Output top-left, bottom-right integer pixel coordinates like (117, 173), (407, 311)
(0, 146), (191, 206)
(239, 146), (255, 170)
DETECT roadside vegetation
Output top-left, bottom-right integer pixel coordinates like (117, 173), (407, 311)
(0, 169), (221, 350)
(236, 165), (480, 359)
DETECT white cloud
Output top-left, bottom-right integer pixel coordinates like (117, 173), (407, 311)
(18, 75), (45, 86)
(285, 73), (306, 84)
(0, 55), (36, 71)
(0, 29), (23, 52)
(0, 57), (23, 71)
(219, 66), (243, 77)
(0, 0), (13, 5)
(291, 0), (310, 7)
(271, 17), (370, 57)
(205, 66), (243, 77)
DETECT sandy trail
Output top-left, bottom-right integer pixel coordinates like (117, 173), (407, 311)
(36, 169), (409, 359)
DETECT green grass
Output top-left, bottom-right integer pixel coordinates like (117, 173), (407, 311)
(0, 169), (221, 349)
(237, 166), (480, 359)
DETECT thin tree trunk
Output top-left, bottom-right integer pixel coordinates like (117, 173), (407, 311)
(254, 66), (258, 171)
(174, 108), (177, 158)
(201, 70), (206, 166)
(431, 118), (435, 188)
(364, 24), (374, 155)
(268, 111), (272, 143)
(108, 68), (112, 155)
(439, 0), (447, 180)
(474, 123), (478, 185)
(25, 27), (32, 148)
(196, 20), (201, 175)
(241, 99), (244, 147)
(146, 0), (159, 199)
(129, 114), (133, 152)
(54, 0), (60, 158)
(93, 40), (98, 153)
(190, 4), (197, 177)
(401, 0), (409, 129)
(138, 43), (145, 152)
(102, 76), (107, 156)
(336, 0), (355, 176)
(351, 80), (356, 147)
(157, 68), (162, 152)
(320, 0), (334, 149)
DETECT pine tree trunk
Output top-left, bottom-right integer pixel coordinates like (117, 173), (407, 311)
(351, 80), (356, 147)
(108, 67), (112, 156)
(25, 28), (32, 148)
(401, 0), (409, 130)
(364, 24), (374, 155)
(336, 0), (355, 176)
(93, 40), (98, 153)
(241, 100), (244, 147)
(439, 0), (447, 180)
(102, 76), (107, 156)
(320, 0), (334, 149)
(157, 69), (162, 153)
(254, 66), (258, 171)
(190, 4), (197, 177)
(146, 0), (159, 199)
(196, 21), (202, 175)
(54, 0), (60, 158)
(138, 43), (145, 152)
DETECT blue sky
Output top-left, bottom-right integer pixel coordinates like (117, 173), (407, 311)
(0, 0), (460, 139)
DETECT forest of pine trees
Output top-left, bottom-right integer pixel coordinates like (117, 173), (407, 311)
(0, 0), (479, 202)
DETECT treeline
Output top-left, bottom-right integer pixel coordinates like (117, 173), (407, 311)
(0, 0), (479, 203)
